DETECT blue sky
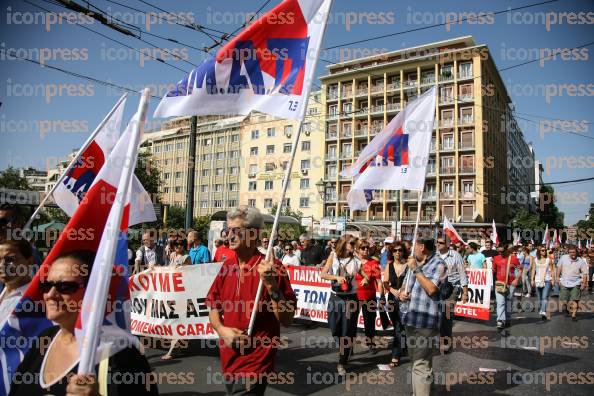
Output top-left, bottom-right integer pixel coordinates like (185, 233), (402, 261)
(1, 0), (593, 224)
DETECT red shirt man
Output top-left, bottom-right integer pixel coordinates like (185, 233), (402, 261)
(493, 254), (521, 284)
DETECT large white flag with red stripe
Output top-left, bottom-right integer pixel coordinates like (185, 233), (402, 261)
(342, 87), (437, 210)
(490, 220), (499, 246)
(154, 0), (332, 121)
(542, 224), (549, 246)
(443, 215), (465, 245)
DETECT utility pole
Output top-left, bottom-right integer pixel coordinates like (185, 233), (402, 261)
(185, 116), (197, 230)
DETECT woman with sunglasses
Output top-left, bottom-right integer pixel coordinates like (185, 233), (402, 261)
(531, 245), (555, 320)
(321, 235), (369, 376)
(161, 240), (191, 361)
(10, 250), (157, 396)
(354, 239), (384, 351)
(382, 241), (409, 367)
(281, 244), (300, 267)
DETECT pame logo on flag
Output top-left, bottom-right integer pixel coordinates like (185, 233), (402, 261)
(372, 127), (409, 168)
(62, 141), (105, 202)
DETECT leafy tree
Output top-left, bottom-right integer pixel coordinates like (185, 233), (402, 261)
(0, 167), (30, 190)
(135, 151), (161, 204)
(538, 185), (564, 229)
(512, 209), (543, 230)
(191, 215), (211, 242)
(267, 204), (305, 242)
(165, 205), (186, 229)
(575, 204), (594, 242)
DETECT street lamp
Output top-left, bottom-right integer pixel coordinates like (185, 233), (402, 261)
(315, 178), (330, 218)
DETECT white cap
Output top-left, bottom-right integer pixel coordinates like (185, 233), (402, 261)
(384, 237), (394, 243)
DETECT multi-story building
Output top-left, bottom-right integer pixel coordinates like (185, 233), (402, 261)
(45, 151), (76, 193)
(141, 115), (242, 217)
(320, 36), (534, 236)
(19, 167), (47, 191)
(239, 92), (324, 219)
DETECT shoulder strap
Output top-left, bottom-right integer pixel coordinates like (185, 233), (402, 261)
(504, 256), (511, 285)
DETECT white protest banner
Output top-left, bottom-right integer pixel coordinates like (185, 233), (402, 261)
(454, 268), (492, 320)
(129, 263), (222, 339)
(286, 265), (387, 330)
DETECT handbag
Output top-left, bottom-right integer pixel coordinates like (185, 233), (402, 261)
(495, 256), (511, 294)
(331, 256), (354, 293)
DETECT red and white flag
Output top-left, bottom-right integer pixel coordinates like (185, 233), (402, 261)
(542, 224), (549, 246)
(154, 0), (332, 121)
(342, 87), (437, 210)
(443, 215), (465, 245)
(551, 228), (560, 248)
(490, 220), (499, 246)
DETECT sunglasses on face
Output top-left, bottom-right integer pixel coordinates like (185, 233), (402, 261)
(359, 246), (370, 250)
(393, 248), (403, 252)
(437, 241), (446, 245)
(39, 280), (85, 294)
(0, 256), (16, 266)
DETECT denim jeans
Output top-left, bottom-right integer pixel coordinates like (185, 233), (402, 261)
(522, 270), (532, 295)
(536, 281), (552, 314)
(495, 285), (515, 325)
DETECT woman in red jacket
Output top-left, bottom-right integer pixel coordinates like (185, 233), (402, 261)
(355, 239), (385, 350)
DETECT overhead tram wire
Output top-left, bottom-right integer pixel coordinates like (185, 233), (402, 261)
(23, 0), (190, 72)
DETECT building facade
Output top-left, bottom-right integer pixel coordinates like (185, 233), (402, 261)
(319, 36), (534, 234)
(238, 92), (324, 219)
(19, 167), (47, 192)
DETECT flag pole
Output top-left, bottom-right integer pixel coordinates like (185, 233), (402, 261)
(247, 0), (333, 336)
(77, 89), (149, 374)
(23, 93), (127, 232)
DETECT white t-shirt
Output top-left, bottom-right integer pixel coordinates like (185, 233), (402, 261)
(329, 254), (361, 295)
(136, 246), (157, 266)
(282, 254), (300, 266)
(0, 283), (29, 328)
(534, 258), (552, 284)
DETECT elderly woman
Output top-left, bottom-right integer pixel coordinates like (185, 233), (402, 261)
(9, 250), (157, 396)
(321, 234), (369, 376)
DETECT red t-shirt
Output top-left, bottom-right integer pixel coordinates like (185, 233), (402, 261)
(355, 259), (381, 300)
(214, 246), (237, 263)
(493, 254), (521, 285)
(205, 252), (296, 377)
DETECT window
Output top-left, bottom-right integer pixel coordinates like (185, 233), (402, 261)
(229, 183), (238, 191)
(231, 134), (240, 142)
(251, 130), (259, 139)
(300, 159), (311, 170)
(213, 200), (223, 208)
(264, 199), (273, 208)
(459, 84), (473, 99)
(267, 127), (275, 137)
(200, 201), (208, 209)
(460, 107), (473, 124)
(441, 156), (454, 174)
(441, 109), (454, 126)
(342, 143), (352, 157)
(228, 199), (237, 207)
(214, 184), (222, 192)
(461, 205), (474, 221)
(301, 123), (311, 133)
(250, 147), (258, 156)
(154, 146), (161, 153)
(281, 161), (288, 170)
(215, 152), (224, 160)
(460, 131), (474, 148)
(442, 181), (454, 198)
(442, 205), (454, 220)
(461, 180), (474, 198)
(176, 157), (182, 164)
(164, 173), (170, 180)
(215, 168), (223, 176)
(441, 133), (454, 150)
(248, 181), (257, 191)
(175, 186), (182, 193)
(264, 180), (273, 190)
(440, 85), (453, 103)
(200, 185), (208, 193)
(329, 104), (338, 115)
(284, 125), (293, 136)
(460, 155), (475, 172)
(327, 164), (337, 178)
(201, 169), (209, 177)
(176, 142), (184, 150)
(230, 166), (239, 175)
(299, 197), (309, 208)
(459, 62), (472, 78)
(164, 144), (173, 152)
(327, 145), (337, 158)
(300, 178), (310, 189)
(164, 187), (170, 193)
(249, 164), (258, 174)
(203, 138), (212, 146)
(230, 150), (239, 158)
(248, 199), (256, 207)
(283, 143), (292, 153)
(266, 145), (275, 155)
(342, 102), (352, 113)
(202, 153), (211, 161)
(301, 141), (310, 151)
(265, 163), (275, 172)
(217, 136), (225, 145)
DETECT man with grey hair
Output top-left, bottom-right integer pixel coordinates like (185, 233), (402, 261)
(206, 206), (296, 395)
(134, 231), (164, 274)
(299, 233), (327, 267)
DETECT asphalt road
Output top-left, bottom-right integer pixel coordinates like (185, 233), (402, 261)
(145, 293), (594, 395)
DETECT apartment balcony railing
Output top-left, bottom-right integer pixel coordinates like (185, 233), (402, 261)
(370, 125), (383, 135)
(386, 102), (402, 112)
(423, 192), (437, 201)
(460, 191), (476, 199)
(426, 166), (436, 176)
(341, 109), (353, 118)
(402, 215), (434, 222)
(355, 107), (368, 116)
(355, 127), (368, 136)
(440, 143), (455, 151)
(441, 167), (456, 175)
(440, 119), (454, 128)
(328, 92), (338, 100)
(459, 141), (475, 149)
(421, 76), (435, 85)
(387, 82), (401, 91)
(440, 191), (455, 199)
(440, 72), (454, 82)
(403, 192), (437, 201)
(327, 113), (339, 121)
(459, 94), (474, 102)
(341, 89), (352, 98)
(404, 80), (418, 88)
(356, 87), (368, 96)
(460, 167), (475, 174)
(458, 70), (473, 79)
(340, 131), (353, 139)
(326, 131), (338, 140)
(340, 152), (353, 159)
(326, 153), (337, 160)
(352, 215), (367, 221)
(459, 116), (474, 125)
(370, 104), (384, 114)
(371, 84), (384, 93)
(439, 96), (455, 104)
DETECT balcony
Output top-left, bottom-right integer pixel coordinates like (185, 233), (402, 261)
(402, 215), (434, 222)
(326, 152), (337, 160)
(440, 167), (456, 175)
(370, 124), (383, 135)
(339, 131), (353, 139)
(460, 190), (476, 199)
(356, 87), (368, 96)
(440, 191), (455, 200)
(340, 152), (353, 159)
(341, 89), (352, 99)
(460, 167), (475, 174)
(370, 104), (384, 114)
(423, 192), (437, 201)
(371, 84), (384, 94)
(440, 119), (454, 128)
(386, 102), (401, 112)
(440, 143), (455, 152)
(403, 80), (418, 89)
(458, 69), (473, 80)
(354, 127), (368, 136)
(426, 166), (436, 176)
(341, 109), (353, 119)
(421, 75), (435, 85)
(459, 116), (474, 126)
(439, 96), (454, 105)
(354, 107), (368, 117)
(459, 94), (474, 103)
(459, 140), (474, 150)
(440, 72), (454, 82)
(387, 82), (400, 91)
(327, 113), (339, 121)
(327, 92), (338, 100)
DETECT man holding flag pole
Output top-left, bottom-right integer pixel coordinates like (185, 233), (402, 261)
(154, 0), (332, 392)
